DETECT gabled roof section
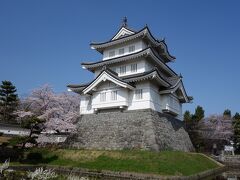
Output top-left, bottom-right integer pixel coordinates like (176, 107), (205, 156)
(82, 68), (135, 94)
(82, 48), (177, 76)
(111, 27), (135, 40)
(159, 78), (192, 103)
(90, 26), (175, 62)
(67, 69), (172, 94)
(123, 69), (170, 87)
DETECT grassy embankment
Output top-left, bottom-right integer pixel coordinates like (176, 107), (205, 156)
(12, 148), (221, 176)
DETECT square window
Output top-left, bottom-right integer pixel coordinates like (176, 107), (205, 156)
(109, 50), (115, 57)
(135, 89), (143, 99)
(129, 45), (135, 52)
(120, 66), (126, 75)
(131, 63), (137, 72)
(119, 48), (124, 55)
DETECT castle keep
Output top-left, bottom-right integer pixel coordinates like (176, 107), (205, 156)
(67, 19), (194, 151)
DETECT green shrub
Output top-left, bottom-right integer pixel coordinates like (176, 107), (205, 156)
(25, 152), (43, 163)
(0, 147), (23, 161)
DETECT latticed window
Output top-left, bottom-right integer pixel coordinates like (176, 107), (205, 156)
(111, 91), (117, 101)
(109, 50), (115, 57)
(129, 45), (135, 52)
(119, 48), (124, 55)
(120, 66), (126, 75)
(100, 92), (106, 102)
(131, 63), (137, 72)
(135, 89), (143, 99)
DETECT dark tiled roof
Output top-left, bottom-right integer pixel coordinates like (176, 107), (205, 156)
(68, 68), (136, 94)
(67, 83), (89, 88)
(67, 69), (175, 94)
(82, 48), (177, 76)
(167, 76), (181, 86)
(82, 48), (149, 66)
(91, 26), (146, 46)
(123, 69), (171, 86)
(90, 26), (175, 62)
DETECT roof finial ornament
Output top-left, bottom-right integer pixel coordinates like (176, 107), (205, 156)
(122, 17), (128, 27)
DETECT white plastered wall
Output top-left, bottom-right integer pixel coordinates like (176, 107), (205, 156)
(94, 58), (146, 78)
(79, 80), (183, 120)
(102, 39), (147, 60)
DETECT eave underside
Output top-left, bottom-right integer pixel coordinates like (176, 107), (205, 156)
(82, 48), (177, 77)
(67, 68), (192, 103)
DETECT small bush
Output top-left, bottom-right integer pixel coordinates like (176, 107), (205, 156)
(26, 152), (43, 163)
(0, 147), (23, 161)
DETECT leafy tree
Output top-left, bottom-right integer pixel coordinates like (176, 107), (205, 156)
(223, 109), (231, 118)
(184, 106), (205, 152)
(9, 115), (45, 150)
(183, 110), (192, 129)
(193, 106), (205, 121)
(0, 81), (18, 123)
(184, 111), (192, 122)
(233, 112), (240, 153)
(233, 112), (240, 120)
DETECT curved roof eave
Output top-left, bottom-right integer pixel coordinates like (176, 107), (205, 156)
(144, 26), (175, 61)
(82, 48), (177, 76)
(90, 26), (175, 62)
(159, 79), (191, 103)
(123, 69), (171, 87)
(90, 26), (147, 48)
(82, 69), (135, 94)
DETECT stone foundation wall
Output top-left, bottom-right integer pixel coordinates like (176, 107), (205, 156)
(219, 155), (240, 167)
(66, 109), (194, 152)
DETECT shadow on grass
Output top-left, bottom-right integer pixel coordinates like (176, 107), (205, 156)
(0, 147), (24, 162)
(22, 152), (58, 164)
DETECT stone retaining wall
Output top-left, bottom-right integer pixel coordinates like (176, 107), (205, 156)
(219, 155), (240, 167)
(66, 109), (194, 151)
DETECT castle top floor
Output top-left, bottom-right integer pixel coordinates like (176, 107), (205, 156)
(90, 20), (175, 63)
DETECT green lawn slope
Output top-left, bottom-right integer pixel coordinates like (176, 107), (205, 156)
(19, 148), (220, 176)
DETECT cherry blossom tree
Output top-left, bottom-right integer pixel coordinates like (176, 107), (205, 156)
(195, 114), (233, 153)
(15, 84), (80, 133)
(199, 115), (233, 141)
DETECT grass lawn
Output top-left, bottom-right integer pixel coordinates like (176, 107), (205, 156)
(14, 148), (221, 176)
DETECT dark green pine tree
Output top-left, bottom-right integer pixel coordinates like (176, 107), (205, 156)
(233, 112), (240, 153)
(0, 80), (18, 124)
(192, 105), (205, 121)
(184, 110), (192, 122)
(184, 107), (205, 152)
(233, 112), (240, 120)
(223, 109), (231, 119)
(183, 110), (192, 129)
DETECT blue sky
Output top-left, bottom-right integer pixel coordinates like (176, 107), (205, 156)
(0, 0), (240, 115)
